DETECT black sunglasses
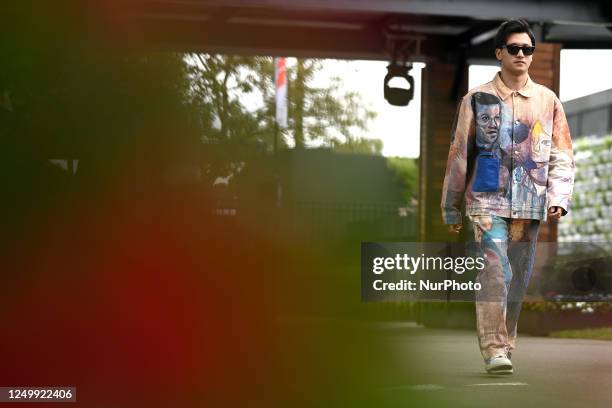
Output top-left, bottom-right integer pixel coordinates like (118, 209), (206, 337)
(501, 44), (535, 56)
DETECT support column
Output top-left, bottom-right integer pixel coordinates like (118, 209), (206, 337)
(420, 62), (467, 241)
(529, 42), (562, 243)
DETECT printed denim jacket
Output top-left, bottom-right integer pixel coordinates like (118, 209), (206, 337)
(441, 72), (575, 224)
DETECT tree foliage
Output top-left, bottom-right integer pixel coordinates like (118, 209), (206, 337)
(386, 157), (419, 203)
(185, 54), (380, 154)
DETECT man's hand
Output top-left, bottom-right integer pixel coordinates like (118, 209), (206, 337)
(448, 224), (463, 234)
(548, 206), (564, 220)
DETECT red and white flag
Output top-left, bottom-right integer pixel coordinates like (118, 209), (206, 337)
(274, 57), (288, 129)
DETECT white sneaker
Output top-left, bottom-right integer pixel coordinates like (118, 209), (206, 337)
(485, 354), (513, 374)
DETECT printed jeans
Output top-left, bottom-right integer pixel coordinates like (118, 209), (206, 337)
(468, 214), (540, 360)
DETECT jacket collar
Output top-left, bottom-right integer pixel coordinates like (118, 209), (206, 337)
(492, 71), (534, 100)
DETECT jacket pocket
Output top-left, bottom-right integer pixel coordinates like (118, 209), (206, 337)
(473, 152), (500, 192)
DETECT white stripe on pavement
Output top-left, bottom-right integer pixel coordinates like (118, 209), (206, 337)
(379, 382), (528, 391)
(410, 384), (445, 391)
(378, 384), (445, 391)
(466, 382), (529, 387)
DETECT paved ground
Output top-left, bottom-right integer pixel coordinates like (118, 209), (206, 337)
(367, 322), (612, 407)
(276, 317), (612, 407)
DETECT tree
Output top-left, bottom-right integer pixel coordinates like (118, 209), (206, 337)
(185, 54), (265, 144)
(285, 59), (378, 152)
(186, 55), (381, 154)
(330, 137), (383, 155)
(386, 157), (419, 203)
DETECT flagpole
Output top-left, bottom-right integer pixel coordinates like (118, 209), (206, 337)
(274, 57), (287, 209)
(274, 120), (278, 156)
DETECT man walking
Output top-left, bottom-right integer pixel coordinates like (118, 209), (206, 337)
(441, 19), (575, 374)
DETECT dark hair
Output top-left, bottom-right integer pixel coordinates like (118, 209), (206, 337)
(494, 19), (535, 49)
(472, 92), (501, 107)
(472, 92), (501, 115)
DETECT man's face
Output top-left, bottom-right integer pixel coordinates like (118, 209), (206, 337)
(531, 120), (552, 163)
(495, 32), (533, 75)
(475, 102), (501, 147)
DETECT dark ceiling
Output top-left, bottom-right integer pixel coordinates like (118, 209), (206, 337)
(116, 0), (612, 62)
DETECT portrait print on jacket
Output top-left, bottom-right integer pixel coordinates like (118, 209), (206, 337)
(441, 73), (574, 223)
